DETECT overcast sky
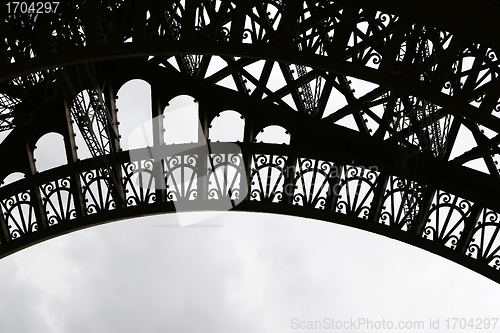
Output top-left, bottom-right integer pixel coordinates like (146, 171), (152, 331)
(1, 57), (500, 333)
(1, 213), (500, 333)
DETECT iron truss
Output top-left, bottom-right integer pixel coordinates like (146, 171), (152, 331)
(1, 0), (500, 283)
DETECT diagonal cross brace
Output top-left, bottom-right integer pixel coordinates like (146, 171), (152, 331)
(61, 66), (124, 204)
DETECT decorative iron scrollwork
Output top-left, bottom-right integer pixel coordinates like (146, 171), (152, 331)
(39, 177), (76, 225)
(208, 152), (245, 202)
(163, 155), (198, 201)
(80, 169), (116, 214)
(250, 154), (287, 203)
(122, 160), (156, 206)
(1, 191), (38, 239)
(467, 208), (500, 269)
(336, 165), (378, 219)
(292, 158), (335, 210)
(423, 191), (472, 249)
(380, 176), (423, 231)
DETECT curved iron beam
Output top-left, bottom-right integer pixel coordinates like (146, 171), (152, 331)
(0, 144), (499, 283)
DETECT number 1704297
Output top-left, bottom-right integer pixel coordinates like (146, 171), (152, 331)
(6, 2), (60, 14)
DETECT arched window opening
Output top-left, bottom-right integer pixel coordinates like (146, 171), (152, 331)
(116, 79), (152, 150)
(255, 125), (290, 145)
(1, 172), (24, 187)
(34, 132), (67, 172)
(163, 95), (200, 145)
(209, 110), (244, 142)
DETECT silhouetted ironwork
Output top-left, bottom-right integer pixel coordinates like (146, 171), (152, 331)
(1, 0), (500, 283)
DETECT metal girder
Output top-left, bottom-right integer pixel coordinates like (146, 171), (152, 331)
(0, 92), (20, 132)
(0, 142), (499, 282)
(350, 0), (500, 49)
(1, 41), (499, 136)
(61, 64), (124, 204)
(0, 1), (497, 134)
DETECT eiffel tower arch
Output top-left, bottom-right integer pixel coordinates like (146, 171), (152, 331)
(1, 0), (500, 284)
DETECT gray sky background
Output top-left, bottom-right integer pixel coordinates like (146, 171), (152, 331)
(0, 56), (499, 333)
(1, 213), (499, 333)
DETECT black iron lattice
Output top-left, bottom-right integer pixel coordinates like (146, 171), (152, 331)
(0, 0), (500, 283)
